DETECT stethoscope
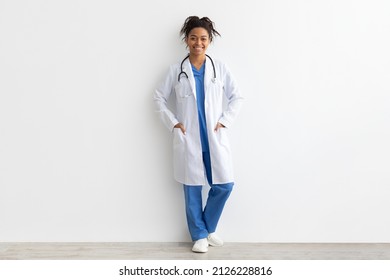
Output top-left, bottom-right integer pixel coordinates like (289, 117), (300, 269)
(178, 54), (217, 83)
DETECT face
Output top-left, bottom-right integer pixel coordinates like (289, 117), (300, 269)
(185, 27), (210, 56)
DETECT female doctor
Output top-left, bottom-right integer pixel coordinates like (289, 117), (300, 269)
(154, 16), (243, 253)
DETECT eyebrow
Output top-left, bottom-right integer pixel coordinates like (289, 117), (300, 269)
(189, 35), (208, 38)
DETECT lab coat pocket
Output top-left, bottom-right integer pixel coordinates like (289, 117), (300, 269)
(174, 82), (192, 101)
(173, 127), (185, 147)
(173, 127), (186, 181)
(216, 127), (230, 149)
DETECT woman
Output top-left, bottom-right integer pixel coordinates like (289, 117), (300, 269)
(154, 16), (243, 253)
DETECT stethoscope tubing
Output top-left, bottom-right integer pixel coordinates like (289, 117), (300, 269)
(178, 54), (216, 82)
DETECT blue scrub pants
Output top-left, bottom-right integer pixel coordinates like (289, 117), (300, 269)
(183, 151), (234, 241)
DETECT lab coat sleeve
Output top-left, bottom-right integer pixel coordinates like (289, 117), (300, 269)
(218, 63), (244, 128)
(154, 66), (179, 131)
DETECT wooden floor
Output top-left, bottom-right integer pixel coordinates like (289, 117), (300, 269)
(1, 243), (390, 260)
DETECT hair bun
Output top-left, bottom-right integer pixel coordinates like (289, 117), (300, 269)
(180, 16), (221, 42)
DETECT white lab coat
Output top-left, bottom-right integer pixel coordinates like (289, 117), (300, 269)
(154, 56), (243, 185)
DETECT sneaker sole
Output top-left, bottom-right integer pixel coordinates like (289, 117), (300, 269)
(192, 248), (208, 253)
(208, 241), (223, 247)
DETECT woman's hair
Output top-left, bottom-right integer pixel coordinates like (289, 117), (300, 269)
(180, 16), (221, 42)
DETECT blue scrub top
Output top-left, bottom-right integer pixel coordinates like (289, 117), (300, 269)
(192, 62), (209, 152)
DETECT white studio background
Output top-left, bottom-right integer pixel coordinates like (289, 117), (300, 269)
(0, 0), (389, 242)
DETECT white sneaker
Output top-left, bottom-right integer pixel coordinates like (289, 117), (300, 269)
(192, 238), (209, 253)
(208, 233), (224, 247)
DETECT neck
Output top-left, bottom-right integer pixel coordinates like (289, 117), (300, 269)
(189, 54), (206, 69)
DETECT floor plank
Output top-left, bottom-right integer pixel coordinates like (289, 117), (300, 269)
(1, 243), (390, 260)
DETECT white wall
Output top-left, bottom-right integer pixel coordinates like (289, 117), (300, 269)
(1, 0), (389, 242)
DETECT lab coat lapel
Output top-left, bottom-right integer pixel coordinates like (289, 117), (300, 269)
(204, 57), (214, 92)
(183, 60), (196, 99)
